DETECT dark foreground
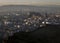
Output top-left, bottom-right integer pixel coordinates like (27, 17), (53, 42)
(4, 24), (60, 43)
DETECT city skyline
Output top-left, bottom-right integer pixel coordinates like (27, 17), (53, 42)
(0, 0), (60, 6)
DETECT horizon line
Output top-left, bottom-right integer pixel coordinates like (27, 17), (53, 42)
(0, 4), (60, 6)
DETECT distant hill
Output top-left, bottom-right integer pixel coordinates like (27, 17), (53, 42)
(0, 5), (60, 12)
(0, 5), (40, 12)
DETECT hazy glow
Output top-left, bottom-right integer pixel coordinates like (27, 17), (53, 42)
(0, 0), (60, 5)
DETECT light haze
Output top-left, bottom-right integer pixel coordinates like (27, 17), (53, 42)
(0, 0), (60, 6)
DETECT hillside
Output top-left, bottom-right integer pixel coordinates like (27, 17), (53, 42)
(0, 5), (60, 12)
(7, 24), (60, 43)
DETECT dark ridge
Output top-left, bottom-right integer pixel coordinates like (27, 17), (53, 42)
(0, 5), (37, 7)
(0, 5), (60, 7)
(6, 24), (60, 43)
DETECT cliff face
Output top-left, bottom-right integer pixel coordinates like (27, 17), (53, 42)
(6, 24), (60, 43)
